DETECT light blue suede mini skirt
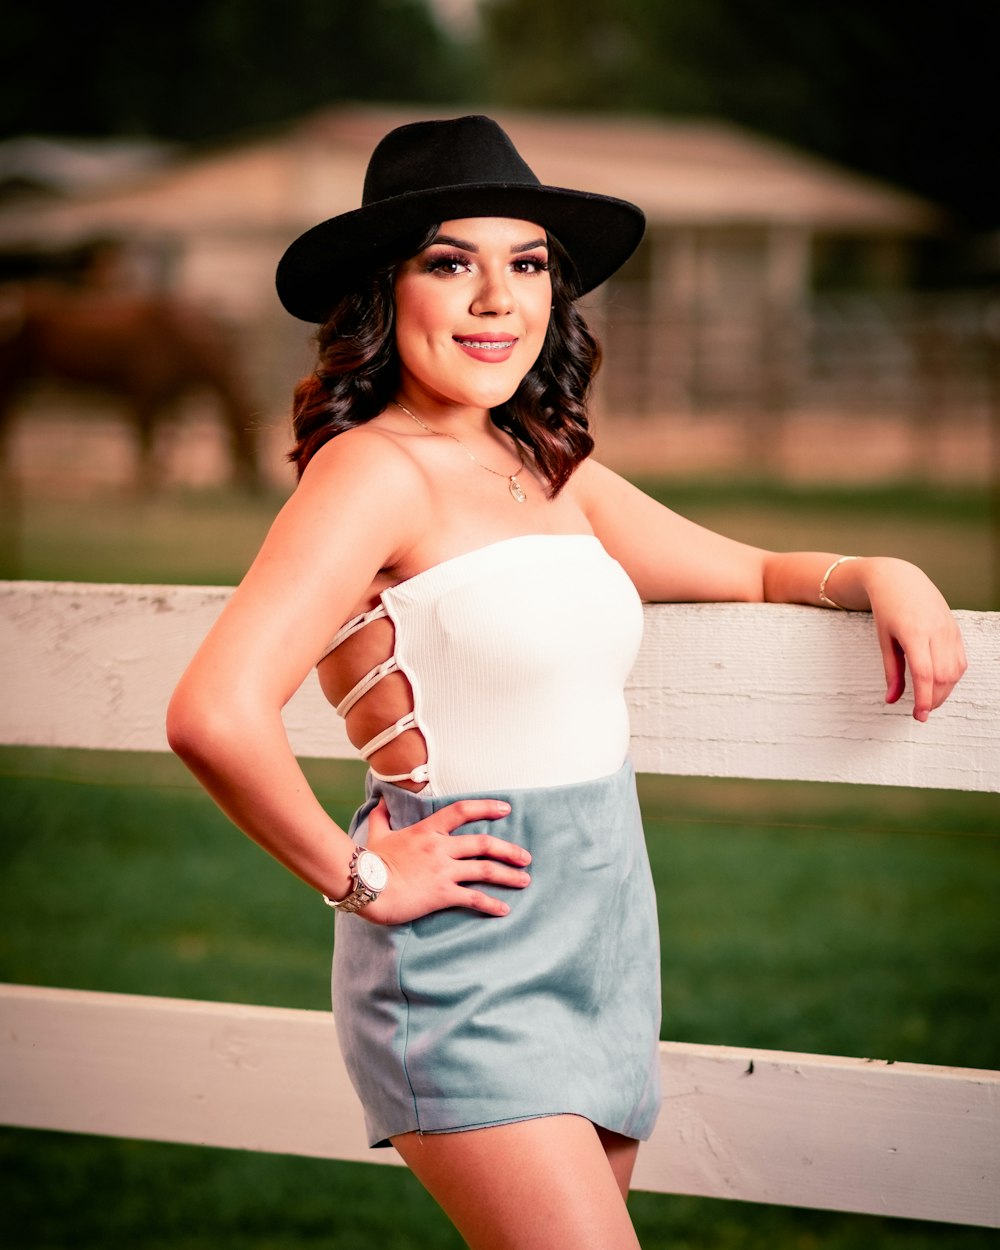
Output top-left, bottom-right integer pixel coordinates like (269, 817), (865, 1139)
(331, 759), (662, 1148)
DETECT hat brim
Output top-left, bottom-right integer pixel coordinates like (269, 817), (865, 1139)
(275, 183), (645, 323)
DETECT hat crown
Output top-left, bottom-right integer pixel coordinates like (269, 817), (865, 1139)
(362, 115), (541, 206)
(277, 113), (645, 322)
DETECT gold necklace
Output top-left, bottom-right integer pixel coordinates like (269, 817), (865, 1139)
(394, 401), (528, 503)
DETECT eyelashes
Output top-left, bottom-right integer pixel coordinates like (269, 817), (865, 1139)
(422, 252), (549, 276)
(423, 254), (469, 275)
(513, 257), (550, 275)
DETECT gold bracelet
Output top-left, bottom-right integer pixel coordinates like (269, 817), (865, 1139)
(819, 555), (861, 610)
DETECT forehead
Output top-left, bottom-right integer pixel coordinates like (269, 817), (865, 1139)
(429, 217), (547, 245)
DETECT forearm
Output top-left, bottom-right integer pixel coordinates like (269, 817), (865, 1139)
(166, 697), (355, 902)
(761, 551), (918, 611)
(760, 549), (964, 720)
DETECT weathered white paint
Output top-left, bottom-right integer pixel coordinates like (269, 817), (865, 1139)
(1, 580), (997, 1228)
(629, 602), (1000, 791)
(0, 581), (349, 756)
(1, 581), (997, 791)
(1, 984), (996, 1227)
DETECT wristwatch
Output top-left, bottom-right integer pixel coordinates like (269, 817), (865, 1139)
(323, 846), (388, 915)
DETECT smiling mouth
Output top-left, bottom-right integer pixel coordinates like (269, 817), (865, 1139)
(453, 337), (517, 351)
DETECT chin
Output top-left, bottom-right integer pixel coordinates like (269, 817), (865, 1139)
(431, 379), (521, 411)
(462, 366), (534, 409)
(472, 390), (521, 413)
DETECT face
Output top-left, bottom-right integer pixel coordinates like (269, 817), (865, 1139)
(393, 217), (552, 413)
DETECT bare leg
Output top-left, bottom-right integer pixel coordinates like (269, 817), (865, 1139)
(393, 1114), (642, 1250)
(596, 1124), (641, 1200)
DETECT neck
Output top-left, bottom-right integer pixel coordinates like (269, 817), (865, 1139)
(393, 393), (495, 434)
(390, 400), (530, 497)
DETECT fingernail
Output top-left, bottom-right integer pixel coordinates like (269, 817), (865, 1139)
(496, 801), (511, 815)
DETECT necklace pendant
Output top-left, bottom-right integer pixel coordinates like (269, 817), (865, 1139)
(508, 475), (527, 503)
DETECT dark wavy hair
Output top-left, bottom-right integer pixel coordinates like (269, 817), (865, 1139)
(287, 228), (601, 496)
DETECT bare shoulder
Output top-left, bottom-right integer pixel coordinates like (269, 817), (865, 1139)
(565, 456), (650, 523)
(295, 422), (431, 523)
(253, 423), (433, 587)
(568, 455), (620, 492)
(300, 422), (431, 498)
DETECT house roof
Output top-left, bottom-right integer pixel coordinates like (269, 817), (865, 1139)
(0, 135), (175, 202)
(0, 103), (943, 252)
(304, 106), (944, 233)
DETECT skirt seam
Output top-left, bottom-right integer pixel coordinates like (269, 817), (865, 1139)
(394, 919), (421, 1133)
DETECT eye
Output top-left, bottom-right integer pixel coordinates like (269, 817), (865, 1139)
(512, 256), (549, 275)
(424, 253), (471, 276)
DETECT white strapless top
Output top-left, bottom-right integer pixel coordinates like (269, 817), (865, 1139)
(322, 534), (644, 796)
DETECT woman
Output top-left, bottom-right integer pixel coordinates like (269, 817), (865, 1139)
(167, 116), (966, 1249)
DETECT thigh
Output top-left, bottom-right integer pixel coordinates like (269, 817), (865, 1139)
(596, 1124), (641, 1199)
(392, 1115), (642, 1250)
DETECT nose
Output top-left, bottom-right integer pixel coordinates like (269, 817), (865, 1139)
(470, 266), (515, 317)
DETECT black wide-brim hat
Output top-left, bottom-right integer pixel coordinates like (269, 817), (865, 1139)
(276, 114), (646, 323)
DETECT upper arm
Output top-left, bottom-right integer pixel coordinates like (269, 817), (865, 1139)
(570, 459), (770, 602)
(172, 430), (430, 713)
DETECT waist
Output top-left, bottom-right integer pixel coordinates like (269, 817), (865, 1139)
(413, 702), (633, 796)
(361, 756), (637, 840)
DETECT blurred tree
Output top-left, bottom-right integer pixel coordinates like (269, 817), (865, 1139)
(0, 0), (479, 144)
(482, 0), (999, 232)
(3, 0), (994, 234)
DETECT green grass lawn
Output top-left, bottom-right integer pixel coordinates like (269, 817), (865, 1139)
(0, 477), (994, 609)
(1, 751), (996, 1249)
(1, 479), (996, 1248)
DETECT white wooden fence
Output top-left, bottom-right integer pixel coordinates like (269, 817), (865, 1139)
(1, 580), (998, 1229)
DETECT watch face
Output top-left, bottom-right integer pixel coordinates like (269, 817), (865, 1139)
(356, 850), (388, 892)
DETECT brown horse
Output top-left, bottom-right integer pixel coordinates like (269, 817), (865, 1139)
(0, 280), (263, 490)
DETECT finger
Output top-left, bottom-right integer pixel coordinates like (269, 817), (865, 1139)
(426, 797), (513, 833)
(879, 634), (907, 706)
(931, 680), (955, 713)
(929, 659), (955, 712)
(906, 645), (935, 722)
(453, 859), (531, 890)
(929, 633), (969, 711)
(449, 830), (532, 865)
(449, 886), (515, 918)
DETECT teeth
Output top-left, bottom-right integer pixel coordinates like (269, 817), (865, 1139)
(456, 339), (515, 350)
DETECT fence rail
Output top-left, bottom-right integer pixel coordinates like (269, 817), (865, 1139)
(3, 982), (997, 1227)
(1, 580), (998, 1227)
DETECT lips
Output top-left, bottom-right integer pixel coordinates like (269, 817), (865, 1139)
(453, 335), (518, 362)
(454, 336), (517, 350)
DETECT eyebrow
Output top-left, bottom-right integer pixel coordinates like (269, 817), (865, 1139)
(429, 233), (548, 254)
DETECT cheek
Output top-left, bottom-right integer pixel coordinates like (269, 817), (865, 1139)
(527, 272), (553, 316)
(395, 286), (465, 364)
(525, 283), (553, 342)
(394, 284), (431, 335)
(394, 293), (438, 368)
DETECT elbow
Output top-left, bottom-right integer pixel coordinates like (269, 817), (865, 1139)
(166, 677), (279, 771)
(165, 685), (207, 765)
(165, 682), (235, 769)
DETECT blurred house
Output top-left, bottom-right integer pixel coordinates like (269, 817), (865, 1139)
(0, 137), (176, 284)
(0, 135), (174, 204)
(0, 106), (991, 482)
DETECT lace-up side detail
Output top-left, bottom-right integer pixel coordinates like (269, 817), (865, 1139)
(335, 656), (400, 717)
(319, 536), (642, 796)
(319, 602), (430, 787)
(318, 603), (390, 662)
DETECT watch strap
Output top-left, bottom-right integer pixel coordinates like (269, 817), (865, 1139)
(322, 846), (381, 913)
